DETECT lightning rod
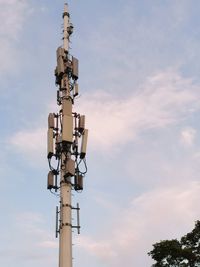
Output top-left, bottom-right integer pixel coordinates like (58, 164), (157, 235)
(47, 3), (88, 267)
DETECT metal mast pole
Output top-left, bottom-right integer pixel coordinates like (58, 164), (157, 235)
(59, 3), (72, 267)
(47, 3), (88, 267)
(63, 4), (70, 52)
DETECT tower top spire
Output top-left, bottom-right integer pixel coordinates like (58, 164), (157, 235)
(63, 2), (73, 52)
(64, 3), (68, 13)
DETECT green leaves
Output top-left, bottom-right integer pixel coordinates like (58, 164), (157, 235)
(148, 221), (200, 267)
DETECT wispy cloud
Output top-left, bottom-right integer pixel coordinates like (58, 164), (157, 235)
(10, 127), (46, 153)
(76, 181), (200, 266)
(9, 127), (46, 161)
(8, 69), (200, 159)
(0, 211), (58, 265)
(77, 69), (200, 152)
(0, 0), (28, 38)
(0, 0), (30, 74)
(180, 127), (196, 147)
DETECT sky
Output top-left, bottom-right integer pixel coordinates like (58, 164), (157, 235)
(1, 0), (200, 266)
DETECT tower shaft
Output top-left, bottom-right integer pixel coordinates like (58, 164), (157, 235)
(47, 3), (88, 267)
(59, 179), (72, 267)
(59, 5), (72, 267)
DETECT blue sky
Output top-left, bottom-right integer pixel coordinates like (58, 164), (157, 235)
(1, 0), (200, 266)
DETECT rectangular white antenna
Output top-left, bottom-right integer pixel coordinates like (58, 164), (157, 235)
(47, 128), (54, 158)
(80, 129), (88, 159)
(62, 115), (73, 143)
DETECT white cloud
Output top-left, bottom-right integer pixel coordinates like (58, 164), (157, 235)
(0, 0), (29, 74)
(76, 181), (200, 267)
(0, 0), (28, 39)
(10, 127), (46, 160)
(16, 212), (45, 231)
(180, 127), (196, 146)
(76, 236), (117, 262)
(9, 69), (200, 159)
(39, 241), (58, 249)
(77, 69), (200, 152)
(0, 211), (58, 265)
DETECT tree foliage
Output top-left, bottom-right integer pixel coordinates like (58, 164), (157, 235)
(148, 221), (200, 267)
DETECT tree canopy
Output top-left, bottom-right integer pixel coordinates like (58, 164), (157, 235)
(148, 221), (200, 267)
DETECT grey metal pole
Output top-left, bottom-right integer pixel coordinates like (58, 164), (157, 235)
(59, 176), (72, 267)
(63, 4), (70, 52)
(59, 4), (73, 267)
(47, 3), (88, 267)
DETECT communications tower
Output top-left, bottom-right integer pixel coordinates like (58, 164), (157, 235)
(47, 3), (88, 267)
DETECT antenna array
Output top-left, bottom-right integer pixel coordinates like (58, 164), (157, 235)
(47, 4), (88, 267)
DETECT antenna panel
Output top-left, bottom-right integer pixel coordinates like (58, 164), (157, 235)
(57, 57), (65, 76)
(48, 113), (55, 129)
(78, 115), (85, 133)
(80, 129), (88, 159)
(62, 115), (73, 144)
(72, 57), (79, 80)
(47, 171), (54, 189)
(63, 99), (72, 116)
(57, 47), (65, 58)
(47, 128), (54, 158)
(75, 174), (83, 190)
(65, 159), (75, 177)
(74, 84), (79, 97)
(57, 47), (65, 76)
